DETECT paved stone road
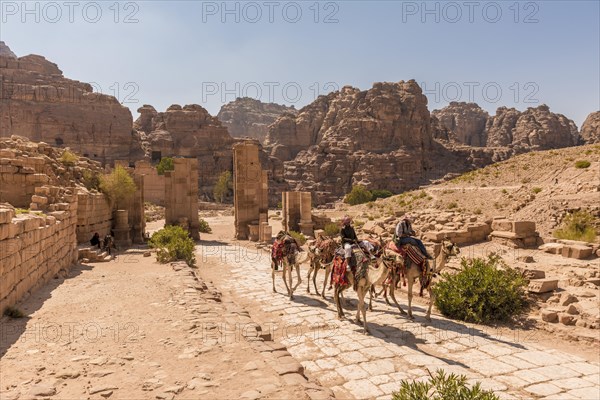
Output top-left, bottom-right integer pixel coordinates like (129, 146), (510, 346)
(208, 242), (600, 400)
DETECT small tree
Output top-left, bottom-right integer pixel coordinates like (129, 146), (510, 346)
(393, 369), (500, 400)
(99, 165), (137, 209)
(149, 225), (196, 267)
(156, 157), (174, 175)
(344, 185), (373, 205)
(59, 149), (78, 167)
(213, 170), (233, 203)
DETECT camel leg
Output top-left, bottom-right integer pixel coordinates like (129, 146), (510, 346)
(288, 263), (294, 300)
(389, 276), (407, 316)
(356, 285), (369, 334)
(383, 284), (391, 306)
(281, 263), (290, 298)
(368, 286), (373, 311)
(321, 264), (331, 299)
(334, 287), (344, 319)
(306, 263), (313, 294)
(407, 278), (415, 320)
(293, 263), (302, 292)
(425, 286), (434, 322)
(272, 260), (276, 293)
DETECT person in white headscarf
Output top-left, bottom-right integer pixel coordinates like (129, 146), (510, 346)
(394, 214), (432, 259)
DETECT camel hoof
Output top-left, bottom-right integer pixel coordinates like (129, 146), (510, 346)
(399, 309), (407, 315)
(425, 316), (432, 323)
(408, 314), (414, 320)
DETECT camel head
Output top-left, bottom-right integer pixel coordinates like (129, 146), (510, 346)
(441, 239), (460, 257)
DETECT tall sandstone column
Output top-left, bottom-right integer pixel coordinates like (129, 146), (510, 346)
(233, 140), (268, 240)
(165, 158), (200, 240)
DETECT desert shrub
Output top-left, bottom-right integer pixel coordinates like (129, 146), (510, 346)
(447, 202), (458, 209)
(434, 255), (527, 324)
(501, 189), (507, 194)
(59, 150), (78, 166)
(289, 231), (306, 245)
(323, 223), (340, 237)
(99, 165), (137, 209)
(213, 170), (233, 203)
(575, 160), (591, 169)
(532, 187), (542, 194)
(3, 306), (25, 319)
(82, 170), (101, 191)
(370, 189), (393, 200)
(554, 210), (597, 242)
(156, 157), (174, 175)
(198, 218), (212, 234)
(474, 209), (482, 215)
(344, 185), (373, 205)
(354, 219), (365, 228)
(392, 369), (499, 400)
(149, 225), (196, 267)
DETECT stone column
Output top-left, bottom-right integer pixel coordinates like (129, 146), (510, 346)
(298, 191), (314, 237)
(164, 158), (200, 240)
(113, 209), (131, 247)
(233, 140), (266, 240)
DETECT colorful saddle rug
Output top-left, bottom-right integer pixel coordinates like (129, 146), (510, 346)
(385, 242), (430, 295)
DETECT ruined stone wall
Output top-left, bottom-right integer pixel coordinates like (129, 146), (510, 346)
(76, 190), (112, 243)
(0, 188), (78, 313)
(0, 148), (51, 207)
(134, 161), (165, 205)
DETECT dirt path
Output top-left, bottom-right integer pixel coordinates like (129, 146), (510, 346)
(0, 245), (331, 399)
(199, 216), (600, 400)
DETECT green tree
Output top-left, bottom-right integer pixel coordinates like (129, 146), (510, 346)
(156, 157), (174, 175)
(213, 170), (233, 203)
(99, 165), (137, 209)
(344, 185), (373, 205)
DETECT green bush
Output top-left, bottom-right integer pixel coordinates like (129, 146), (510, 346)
(82, 170), (101, 191)
(323, 223), (340, 238)
(393, 369), (499, 400)
(198, 218), (212, 234)
(59, 150), (78, 166)
(213, 170), (233, 203)
(554, 211), (597, 242)
(289, 231), (307, 245)
(149, 225), (196, 267)
(99, 165), (137, 209)
(370, 189), (393, 200)
(433, 255), (527, 324)
(447, 202), (458, 209)
(344, 185), (373, 205)
(532, 187), (542, 194)
(575, 160), (591, 169)
(156, 157), (174, 175)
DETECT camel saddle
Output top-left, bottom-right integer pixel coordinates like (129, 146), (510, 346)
(386, 241), (426, 267)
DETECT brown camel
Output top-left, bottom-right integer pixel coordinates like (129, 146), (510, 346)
(306, 236), (338, 298)
(332, 248), (388, 334)
(379, 239), (460, 321)
(271, 234), (308, 300)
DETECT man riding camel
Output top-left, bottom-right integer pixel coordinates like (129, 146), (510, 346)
(340, 216), (358, 271)
(394, 214), (433, 259)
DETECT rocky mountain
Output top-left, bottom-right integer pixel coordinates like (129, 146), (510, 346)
(217, 97), (296, 143)
(580, 111), (600, 144)
(432, 102), (489, 146)
(134, 104), (235, 197)
(267, 81), (441, 203)
(432, 102), (580, 149)
(0, 42), (142, 164)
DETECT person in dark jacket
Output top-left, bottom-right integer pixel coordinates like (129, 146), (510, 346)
(394, 214), (432, 259)
(340, 216), (357, 268)
(90, 232), (101, 248)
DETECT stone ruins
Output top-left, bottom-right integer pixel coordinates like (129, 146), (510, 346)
(233, 140), (269, 241)
(164, 159), (200, 240)
(282, 191), (314, 237)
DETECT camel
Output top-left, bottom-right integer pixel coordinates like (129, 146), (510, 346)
(332, 247), (388, 334)
(379, 239), (460, 321)
(271, 233), (309, 300)
(306, 236), (338, 298)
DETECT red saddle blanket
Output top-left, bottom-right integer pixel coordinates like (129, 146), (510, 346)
(332, 256), (352, 286)
(386, 241), (425, 267)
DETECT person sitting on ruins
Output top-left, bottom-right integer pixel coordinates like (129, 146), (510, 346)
(90, 232), (101, 249)
(340, 216), (358, 270)
(394, 214), (433, 259)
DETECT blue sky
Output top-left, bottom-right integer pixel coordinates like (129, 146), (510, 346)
(1, 1), (598, 126)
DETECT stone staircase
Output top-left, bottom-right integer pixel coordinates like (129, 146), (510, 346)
(77, 246), (113, 263)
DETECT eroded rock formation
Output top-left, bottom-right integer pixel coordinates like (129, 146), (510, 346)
(267, 81), (436, 203)
(432, 102), (580, 149)
(134, 104), (235, 197)
(0, 42), (141, 165)
(580, 111), (600, 144)
(217, 97), (296, 143)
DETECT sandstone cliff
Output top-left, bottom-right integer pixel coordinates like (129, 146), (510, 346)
(217, 97), (297, 143)
(134, 104), (236, 198)
(0, 42), (142, 165)
(432, 102), (580, 149)
(580, 111), (600, 144)
(268, 81), (436, 203)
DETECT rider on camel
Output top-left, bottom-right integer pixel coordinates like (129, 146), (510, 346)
(340, 216), (357, 271)
(395, 214), (433, 259)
